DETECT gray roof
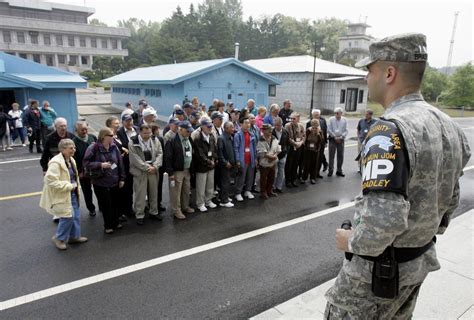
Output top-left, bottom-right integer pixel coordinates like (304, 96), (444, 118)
(102, 58), (281, 85)
(245, 55), (367, 76)
(0, 0), (95, 15)
(321, 76), (365, 82)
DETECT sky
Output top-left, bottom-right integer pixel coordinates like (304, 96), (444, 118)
(57, 0), (472, 68)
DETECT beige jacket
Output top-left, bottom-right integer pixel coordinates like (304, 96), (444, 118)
(39, 154), (79, 218)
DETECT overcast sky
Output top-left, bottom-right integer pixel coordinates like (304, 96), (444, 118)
(59, 0), (472, 68)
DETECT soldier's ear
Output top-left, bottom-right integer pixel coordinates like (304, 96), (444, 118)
(385, 65), (398, 85)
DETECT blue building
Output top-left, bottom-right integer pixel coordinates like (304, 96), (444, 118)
(0, 51), (86, 130)
(102, 58), (281, 119)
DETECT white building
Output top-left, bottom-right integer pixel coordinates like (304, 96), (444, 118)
(338, 22), (373, 63)
(245, 55), (368, 115)
(0, 0), (130, 73)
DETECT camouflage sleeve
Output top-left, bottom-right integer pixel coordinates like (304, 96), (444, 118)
(349, 191), (410, 256)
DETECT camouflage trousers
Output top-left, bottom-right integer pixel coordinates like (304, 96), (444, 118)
(324, 267), (422, 320)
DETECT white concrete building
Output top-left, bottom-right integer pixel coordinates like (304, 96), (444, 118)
(0, 0), (130, 73)
(338, 22), (373, 63)
(245, 55), (368, 115)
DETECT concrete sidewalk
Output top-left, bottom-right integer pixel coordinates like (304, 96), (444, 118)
(253, 210), (474, 320)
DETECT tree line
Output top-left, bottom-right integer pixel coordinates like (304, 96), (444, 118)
(83, 0), (473, 107)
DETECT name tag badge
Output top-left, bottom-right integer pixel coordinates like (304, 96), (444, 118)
(245, 147), (250, 153)
(208, 151), (212, 157)
(296, 138), (301, 142)
(364, 129), (368, 133)
(110, 163), (117, 170)
(309, 143), (315, 148)
(185, 151), (192, 157)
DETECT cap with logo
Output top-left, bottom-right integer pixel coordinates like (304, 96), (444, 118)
(200, 118), (213, 128)
(355, 33), (428, 68)
(122, 114), (133, 122)
(211, 111), (223, 120)
(178, 120), (194, 133)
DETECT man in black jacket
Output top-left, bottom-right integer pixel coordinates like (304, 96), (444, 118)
(72, 120), (98, 216)
(164, 121), (195, 220)
(272, 117), (289, 192)
(278, 99), (293, 127)
(40, 117), (74, 173)
(217, 122), (235, 207)
(192, 118), (218, 212)
(116, 114), (139, 217)
(23, 100), (42, 153)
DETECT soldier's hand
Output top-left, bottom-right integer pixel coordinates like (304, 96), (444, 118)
(336, 228), (353, 252)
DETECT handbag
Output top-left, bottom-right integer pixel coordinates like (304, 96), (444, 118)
(84, 143), (104, 179)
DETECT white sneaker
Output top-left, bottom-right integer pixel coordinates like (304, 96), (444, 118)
(206, 201), (217, 209)
(198, 205), (208, 212)
(22, 144), (26, 147)
(228, 197), (232, 202)
(235, 194), (244, 202)
(220, 202), (234, 208)
(244, 191), (255, 199)
(213, 190), (219, 195)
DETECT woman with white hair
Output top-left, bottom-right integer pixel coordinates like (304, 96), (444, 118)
(40, 139), (88, 250)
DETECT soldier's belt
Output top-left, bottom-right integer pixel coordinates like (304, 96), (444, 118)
(356, 236), (436, 263)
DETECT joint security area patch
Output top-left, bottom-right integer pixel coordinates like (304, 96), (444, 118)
(361, 119), (409, 197)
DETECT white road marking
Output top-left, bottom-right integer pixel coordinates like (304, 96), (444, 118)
(0, 157), (40, 165)
(0, 202), (355, 311)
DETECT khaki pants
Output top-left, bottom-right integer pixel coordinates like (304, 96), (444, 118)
(195, 169), (215, 207)
(133, 172), (158, 219)
(170, 169), (191, 214)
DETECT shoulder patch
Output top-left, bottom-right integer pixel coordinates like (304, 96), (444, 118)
(361, 119), (409, 197)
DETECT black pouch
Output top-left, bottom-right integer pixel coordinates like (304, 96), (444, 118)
(372, 247), (399, 299)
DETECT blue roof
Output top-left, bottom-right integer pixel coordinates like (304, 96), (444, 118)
(102, 58), (281, 85)
(0, 51), (86, 89)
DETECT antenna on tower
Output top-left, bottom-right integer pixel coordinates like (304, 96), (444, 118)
(446, 11), (459, 75)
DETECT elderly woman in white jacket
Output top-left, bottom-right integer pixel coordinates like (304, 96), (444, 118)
(40, 138), (88, 250)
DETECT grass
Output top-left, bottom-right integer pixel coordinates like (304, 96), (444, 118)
(345, 102), (474, 118)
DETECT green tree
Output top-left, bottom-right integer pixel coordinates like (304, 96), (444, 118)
(440, 63), (474, 107)
(421, 66), (448, 102)
(89, 18), (108, 26)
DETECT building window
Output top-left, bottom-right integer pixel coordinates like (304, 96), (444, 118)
(58, 55), (66, 64)
(79, 37), (86, 47)
(358, 90), (364, 103)
(17, 32), (25, 43)
(268, 85), (276, 97)
(68, 36), (75, 47)
(69, 55), (77, 66)
(3, 31), (11, 43)
(32, 54), (41, 63)
(111, 39), (118, 49)
(19, 53), (27, 59)
(348, 42), (351, 48)
(340, 89), (346, 103)
(29, 31), (39, 44)
(43, 34), (51, 45)
(91, 38), (97, 48)
(56, 34), (63, 46)
(101, 39), (108, 48)
(81, 56), (88, 65)
(46, 55), (54, 66)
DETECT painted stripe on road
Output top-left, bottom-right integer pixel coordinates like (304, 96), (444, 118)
(0, 192), (42, 201)
(0, 157), (40, 165)
(0, 201), (356, 311)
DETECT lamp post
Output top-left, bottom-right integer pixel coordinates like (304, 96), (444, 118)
(309, 42), (324, 117)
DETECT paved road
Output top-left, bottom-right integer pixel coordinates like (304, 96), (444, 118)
(0, 118), (472, 319)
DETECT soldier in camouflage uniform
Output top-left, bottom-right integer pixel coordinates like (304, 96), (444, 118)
(324, 33), (471, 319)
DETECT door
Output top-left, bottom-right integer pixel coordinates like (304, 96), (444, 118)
(345, 88), (358, 112)
(0, 90), (16, 113)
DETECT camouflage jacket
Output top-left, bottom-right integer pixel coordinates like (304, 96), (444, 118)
(347, 92), (471, 285)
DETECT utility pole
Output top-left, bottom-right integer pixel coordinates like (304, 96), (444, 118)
(310, 42), (324, 117)
(446, 11), (459, 75)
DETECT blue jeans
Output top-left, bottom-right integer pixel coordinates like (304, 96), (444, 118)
(274, 155), (287, 190)
(55, 192), (81, 241)
(11, 128), (26, 144)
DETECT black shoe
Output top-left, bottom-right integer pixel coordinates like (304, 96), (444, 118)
(291, 182), (298, 188)
(274, 188), (283, 193)
(299, 179), (305, 184)
(317, 175), (324, 179)
(336, 171), (345, 177)
(118, 215), (128, 222)
(158, 205), (166, 212)
(136, 218), (144, 226)
(29, 148), (33, 153)
(286, 183), (293, 188)
(37, 148), (43, 153)
(251, 188), (260, 194)
(328, 171), (333, 177)
(323, 163), (328, 172)
(53, 218), (60, 224)
(89, 210), (96, 217)
(149, 214), (163, 221)
(310, 179), (316, 184)
(115, 223), (123, 229)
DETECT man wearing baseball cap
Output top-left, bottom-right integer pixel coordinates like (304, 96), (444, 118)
(325, 33), (471, 319)
(163, 120), (195, 220)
